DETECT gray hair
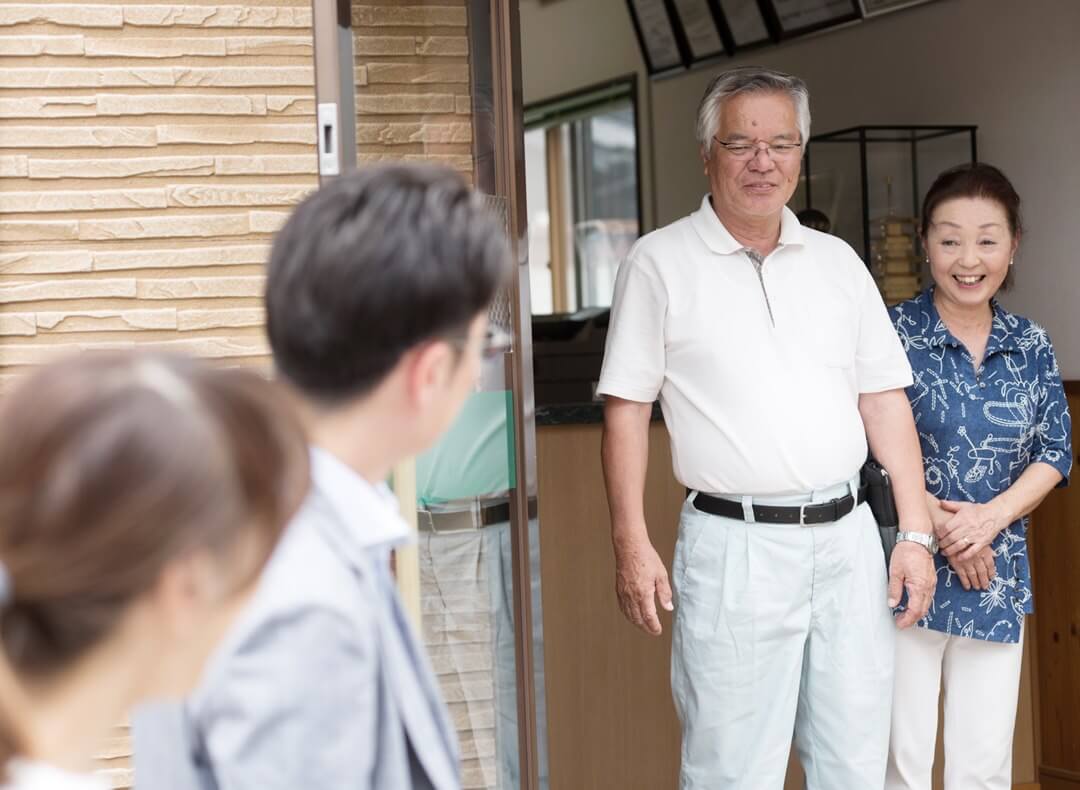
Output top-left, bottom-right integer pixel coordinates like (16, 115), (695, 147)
(696, 66), (811, 154)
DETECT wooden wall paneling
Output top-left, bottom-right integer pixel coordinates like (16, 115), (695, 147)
(1033, 387), (1080, 787)
(537, 421), (684, 789)
(1042, 770), (1080, 790)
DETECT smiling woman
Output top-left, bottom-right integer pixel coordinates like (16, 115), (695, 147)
(921, 161), (1022, 296)
(885, 162), (1072, 790)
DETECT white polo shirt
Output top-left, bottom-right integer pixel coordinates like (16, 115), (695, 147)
(597, 195), (913, 496)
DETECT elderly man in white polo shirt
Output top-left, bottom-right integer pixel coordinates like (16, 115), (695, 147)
(598, 67), (937, 789)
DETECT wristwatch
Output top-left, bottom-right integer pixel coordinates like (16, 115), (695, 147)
(896, 530), (939, 555)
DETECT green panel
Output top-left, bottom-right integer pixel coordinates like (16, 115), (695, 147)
(416, 389), (516, 506)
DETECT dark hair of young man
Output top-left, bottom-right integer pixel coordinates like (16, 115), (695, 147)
(265, 163), (511, 403)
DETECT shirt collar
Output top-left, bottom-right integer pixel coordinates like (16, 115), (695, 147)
(309, 446), (411, 552)
(689, 194), (805, 256)
(920, 286), (1021, 354)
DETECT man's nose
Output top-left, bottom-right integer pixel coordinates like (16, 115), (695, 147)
(748, 146), (775, 171)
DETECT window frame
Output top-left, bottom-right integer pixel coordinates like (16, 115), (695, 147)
(524, 75), (644, 315)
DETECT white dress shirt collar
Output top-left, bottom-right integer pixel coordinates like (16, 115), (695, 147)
(309, 447), (411, 552)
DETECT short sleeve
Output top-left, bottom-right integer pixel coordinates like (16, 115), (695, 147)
(854, 267), (913, 393)
(1031, 332), (1072, 487)
(596, 249), (667, 403)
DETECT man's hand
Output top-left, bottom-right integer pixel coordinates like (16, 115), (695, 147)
(947, 545), (997, 591)
(888, 540), (936, 628)
(936, 500), (1008, 561)
(613, 535), (673, 636)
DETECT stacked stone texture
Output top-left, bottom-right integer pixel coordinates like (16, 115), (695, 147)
(350, 7), (496, 787)
(348, 4), (495, 788)
(1, 0), (487, 787)
(0, 2), (324, 400)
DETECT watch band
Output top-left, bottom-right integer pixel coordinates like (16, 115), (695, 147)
(896, 530), (938, 555)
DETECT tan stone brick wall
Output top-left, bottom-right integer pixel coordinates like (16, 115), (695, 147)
(0, 1), (319, 403)
(2, 1), (489, 786)
(0, 2), (319, 786)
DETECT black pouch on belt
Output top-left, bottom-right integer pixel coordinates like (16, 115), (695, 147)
(861, 456), (899, 565)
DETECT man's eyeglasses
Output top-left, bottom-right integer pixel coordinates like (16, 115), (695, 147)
(480, 325), (513, 359)
(713, 137), (803, 161)
(447, 325), (513, 360)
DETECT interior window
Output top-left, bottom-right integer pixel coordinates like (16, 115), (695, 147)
(524, 78), (642, 316)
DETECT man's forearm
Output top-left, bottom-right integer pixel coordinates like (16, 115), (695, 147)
(859, 389), (932, 534)
(601, 397), (653, 545)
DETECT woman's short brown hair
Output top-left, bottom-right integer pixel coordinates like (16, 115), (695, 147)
(0, 352), (309, 677)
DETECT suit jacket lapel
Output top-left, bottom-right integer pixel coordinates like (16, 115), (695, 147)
(375, 569), (461, 790)
(311, 502), (460, 790)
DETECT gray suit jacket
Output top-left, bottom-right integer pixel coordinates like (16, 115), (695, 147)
(132, 458), (461, 790)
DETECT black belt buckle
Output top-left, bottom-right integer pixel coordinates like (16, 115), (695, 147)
(801, 496), (845, 526)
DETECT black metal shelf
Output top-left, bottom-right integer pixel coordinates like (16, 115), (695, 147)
(803, 124), (977, 265)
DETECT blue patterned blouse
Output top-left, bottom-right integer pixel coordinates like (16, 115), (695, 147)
(890, 288), (1072, 643)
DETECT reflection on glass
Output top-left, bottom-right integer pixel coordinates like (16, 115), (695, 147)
(575, 106), (639, 310)
(350, 0), (547, 786)
(525, 128), (554, 315)
(414, 389), (521, 789)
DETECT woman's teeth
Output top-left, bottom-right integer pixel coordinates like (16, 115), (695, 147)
(954, 275), (985, 285)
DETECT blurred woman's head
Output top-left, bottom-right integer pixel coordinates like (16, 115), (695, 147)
(0, 352), (308, 762)
(921, 163), (1021, 310)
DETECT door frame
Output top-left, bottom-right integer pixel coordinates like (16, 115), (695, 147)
(310, 3), (544, 787)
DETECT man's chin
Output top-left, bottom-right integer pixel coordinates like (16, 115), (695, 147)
(738, 200), (787, 219)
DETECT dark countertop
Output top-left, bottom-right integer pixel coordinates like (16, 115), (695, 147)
(536, 401), (663, 426)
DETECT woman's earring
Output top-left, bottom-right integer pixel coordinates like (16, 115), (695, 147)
(1009, 257), (1015, 266)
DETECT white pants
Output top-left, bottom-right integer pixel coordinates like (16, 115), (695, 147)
(671, 483), (895, 790)
(886, 623), (1024, 790)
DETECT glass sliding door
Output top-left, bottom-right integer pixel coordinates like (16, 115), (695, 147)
(311, 3), (547, 788)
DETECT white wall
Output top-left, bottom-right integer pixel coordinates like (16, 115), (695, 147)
(520, 0), (1080, 377)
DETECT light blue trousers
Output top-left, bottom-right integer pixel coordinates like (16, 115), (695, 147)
(671, 481), (895, 790)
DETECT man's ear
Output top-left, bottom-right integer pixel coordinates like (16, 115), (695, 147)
(403, 340), (455, 410)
